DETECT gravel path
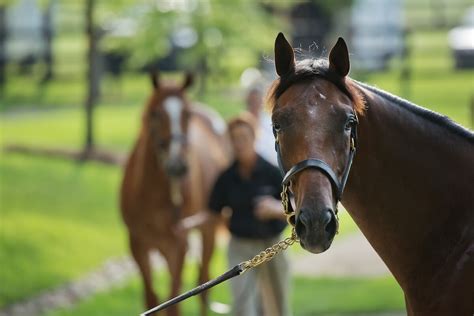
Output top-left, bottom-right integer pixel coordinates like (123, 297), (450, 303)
(291, 231), (391, 277)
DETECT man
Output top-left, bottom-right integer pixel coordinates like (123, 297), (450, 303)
(208, 113), (291, 316)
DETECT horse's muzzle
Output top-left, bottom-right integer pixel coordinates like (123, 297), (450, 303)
(295, 208), (337, 253)
(165, 159), (188, 177)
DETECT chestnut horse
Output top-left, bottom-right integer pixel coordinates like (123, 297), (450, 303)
(269, 33), (473, 315)
(120, 72), (229, 316)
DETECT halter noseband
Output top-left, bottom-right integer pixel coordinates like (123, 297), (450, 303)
(273, 114), (358, 226)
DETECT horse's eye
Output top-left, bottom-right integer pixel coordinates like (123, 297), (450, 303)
(345, 116), (357, 130)
(273, 123), (281, 133)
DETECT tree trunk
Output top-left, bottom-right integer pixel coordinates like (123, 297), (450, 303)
(0, 5), (7, 96)
(41, 0), (54, 84)
(84, 0), (101, 156)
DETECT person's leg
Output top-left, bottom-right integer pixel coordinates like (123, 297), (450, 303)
(227, 236), (259, 316)
(259, 236), (292, 316)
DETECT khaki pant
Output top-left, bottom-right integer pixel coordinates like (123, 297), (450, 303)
(227, 235), (292, 316)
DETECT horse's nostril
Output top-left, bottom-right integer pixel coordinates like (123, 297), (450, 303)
(321, 209), (332, 226)
(324, 209), (337, 237)
(295, 212), (307, 238)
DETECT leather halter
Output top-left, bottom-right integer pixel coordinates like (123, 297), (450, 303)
(273, 115), (358, 222)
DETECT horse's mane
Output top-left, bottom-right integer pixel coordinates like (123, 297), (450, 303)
(266, 58), (366, 115)
(356, 81), (474, 143)
(266, 57), (473, 143)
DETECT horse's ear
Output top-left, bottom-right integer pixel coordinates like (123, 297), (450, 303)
(182, 72), (194, 90)
(274, 32), (295, 77)
(329, 37), (350, 77)
(150, 70), (160, 89)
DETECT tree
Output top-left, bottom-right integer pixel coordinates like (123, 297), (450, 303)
(83, 0), (99, 155)
(82, 0), (132, 156)
(113, 0), (281, 92)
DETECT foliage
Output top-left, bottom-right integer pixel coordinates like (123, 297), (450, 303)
(261, 0), (353, 13)
(118, 0), (281, 76)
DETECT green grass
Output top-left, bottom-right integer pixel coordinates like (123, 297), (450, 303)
(0, 151), (359, 307)
(46, 273), (404, 316)
(0, 154), (127, 306)
(0, 95), (242, 153)
(0, 104), (140, 151)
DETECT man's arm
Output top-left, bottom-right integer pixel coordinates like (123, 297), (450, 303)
(254, 196), (286, 221)
(177, 172), (227, 232)
(177, 211), (219, 232)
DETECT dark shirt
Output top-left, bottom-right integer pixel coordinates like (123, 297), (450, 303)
(209, 155), (287, 239)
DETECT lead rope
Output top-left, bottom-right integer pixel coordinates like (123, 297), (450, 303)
(140, 185), (298, 316)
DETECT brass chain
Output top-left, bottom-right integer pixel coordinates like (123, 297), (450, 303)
(280, 183), (295, 226)
(241, 228), (298, 272)
(240, 183), (298, 272)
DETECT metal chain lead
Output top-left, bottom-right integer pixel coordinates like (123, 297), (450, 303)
(240, 183), (298, 272)
(281, 184), (292, 220)
(241, 228), (298, 272)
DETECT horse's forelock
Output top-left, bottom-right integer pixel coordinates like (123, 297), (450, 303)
(265, 58), (365, 115)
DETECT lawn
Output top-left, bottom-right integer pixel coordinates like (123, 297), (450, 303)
(0, 154), (126, 306)
(0, 78), (244, 152)
(45, 271), (404, 316)
(362, 29), (474, 128)
(0, 104), (141, 152)
(0, 151), (358, 307)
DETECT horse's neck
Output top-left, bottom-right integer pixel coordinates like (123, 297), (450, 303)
(343, 85), (474, 294)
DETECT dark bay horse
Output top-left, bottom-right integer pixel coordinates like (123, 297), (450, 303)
(269, 33), (474, 315)
(120, 72), (229, 316)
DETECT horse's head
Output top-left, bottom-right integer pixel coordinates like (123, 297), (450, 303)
(269, 33), (364, 254)
(145, 71), (194, 178)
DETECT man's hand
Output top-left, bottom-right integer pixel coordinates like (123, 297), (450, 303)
(173, 212), (211, 236)
(254, 196), (286, 221)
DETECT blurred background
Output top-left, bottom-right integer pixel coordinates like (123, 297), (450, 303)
(0, 0), (473, 315)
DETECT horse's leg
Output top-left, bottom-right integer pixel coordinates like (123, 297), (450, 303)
(158, 238), (186, 316)
(197, 220), (216, 316)
(130, 236), (159, 310)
